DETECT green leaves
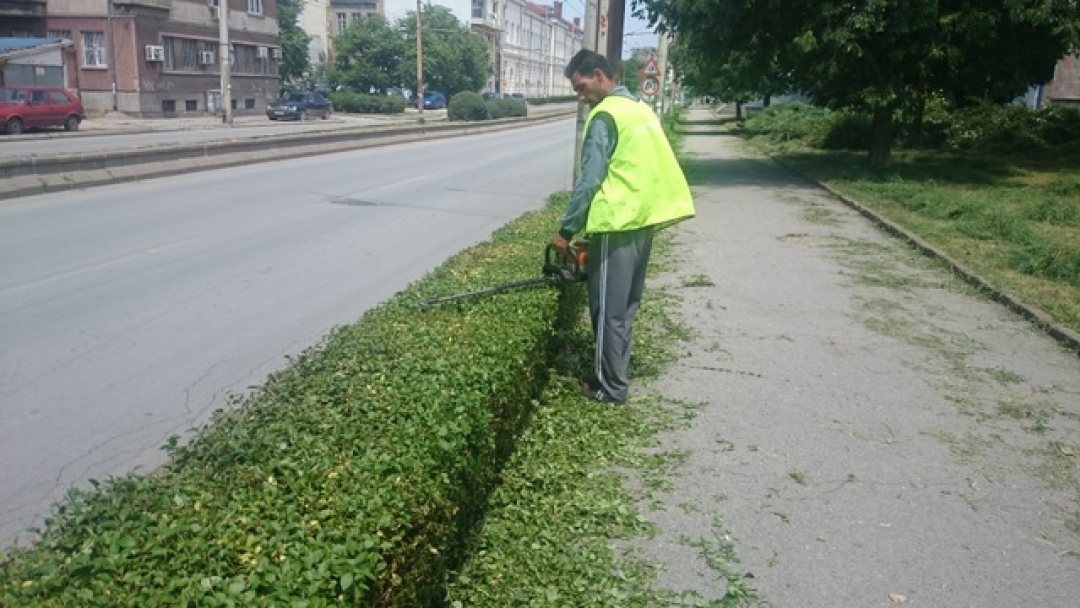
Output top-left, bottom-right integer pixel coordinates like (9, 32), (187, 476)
(1, 196), (574, 606)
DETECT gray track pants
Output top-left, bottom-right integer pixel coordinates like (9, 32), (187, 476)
(586, 226), (654, 403)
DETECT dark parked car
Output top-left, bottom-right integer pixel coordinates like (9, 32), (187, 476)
(415, 91), (447, 110)
(0, 86), (84, 135)
(266, 91), (333, 121)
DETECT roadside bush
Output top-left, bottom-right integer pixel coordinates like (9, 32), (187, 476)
(742, 102), (831, 146)
(448, 91), (489, 121)
(820, 111), (873, 150)
(327, 91), (407, 114)
(487, 98), (528, 119)
(529, 95), (576, 105)
(0, 197), (581, 606)
(941, 103), (1080, 152)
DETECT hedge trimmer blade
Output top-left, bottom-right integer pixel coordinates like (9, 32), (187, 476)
(419, 242), (587, 308)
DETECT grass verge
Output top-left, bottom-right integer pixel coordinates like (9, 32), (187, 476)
(741, 111), (1080, 339)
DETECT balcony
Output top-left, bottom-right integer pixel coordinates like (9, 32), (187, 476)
(0, 0), (47, 18)
(112, 0), (172, 10)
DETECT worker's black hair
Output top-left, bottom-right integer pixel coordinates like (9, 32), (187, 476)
(564, 49), (614, 80)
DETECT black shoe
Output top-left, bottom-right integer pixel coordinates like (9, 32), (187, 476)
(579, 382), (624, 405)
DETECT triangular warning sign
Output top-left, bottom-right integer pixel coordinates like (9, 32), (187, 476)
(642, 57), (659, 75)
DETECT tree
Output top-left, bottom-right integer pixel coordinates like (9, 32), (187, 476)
(398, 5), (490, 97)
(276, 0), (311, 91)
(638, 0), (1079, 169)
(331, 14), (407, 94)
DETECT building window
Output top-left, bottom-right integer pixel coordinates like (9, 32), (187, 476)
(337, 13), (347, 35)
(81, 31), (106, 67)
(49, 30), (72, 40)
(471, 0), (483, 19)
(181, 39), (198, 71)
(245, 98), (255, 109)
(163, 37), (175, 70)
(162, 100), (176, 113)
(248, 0), (262, 15)
(186, 99), (198, 111)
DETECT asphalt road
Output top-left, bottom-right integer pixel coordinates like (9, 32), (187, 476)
(0, 118), (576, 547)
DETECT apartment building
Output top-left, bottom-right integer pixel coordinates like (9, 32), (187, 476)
(8, 0), (282, 116)
(295, 0), (580, 97)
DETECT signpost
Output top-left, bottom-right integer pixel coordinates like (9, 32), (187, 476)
(638, 55), (660, 101)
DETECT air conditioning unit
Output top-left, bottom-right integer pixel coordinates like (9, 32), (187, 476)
(257, 46), (269, 59)
(269, 47), (282, 60)
(198, 51), (215, 65)
(145, 45), (165, 62)
(209, 6), (219, 20)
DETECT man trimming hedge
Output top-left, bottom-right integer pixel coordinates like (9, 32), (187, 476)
(551, 49), (696, 405)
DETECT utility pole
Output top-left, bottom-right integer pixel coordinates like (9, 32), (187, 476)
(572, 0), (601, 180)
(496, 0), (506, 94)
(218, 0), (232, 124)
(657, 26), (670, 115)
(415, 0), (424, 117)
(605, 0), (624, 82)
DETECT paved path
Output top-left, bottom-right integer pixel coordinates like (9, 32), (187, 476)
(633, 107), (1080, 606)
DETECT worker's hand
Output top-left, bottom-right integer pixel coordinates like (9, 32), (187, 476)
(551, 234), (570, 260)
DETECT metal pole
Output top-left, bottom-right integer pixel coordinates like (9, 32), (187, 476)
(415, 0), (424, 117)
(572, 0), (601, 181)
(605, 0), (624, 81)
(218, 0), (232, 124)
(657, 27), (669, 114)
(107, 0), (118, 111)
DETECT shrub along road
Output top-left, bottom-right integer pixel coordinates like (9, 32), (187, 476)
(2, 105), (1077, 605)
(619, 107), (1080, 605)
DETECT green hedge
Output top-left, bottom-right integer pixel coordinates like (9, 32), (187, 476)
(327, 91), (408, 115)
(1, 196), (583, 606)
(486, 99), (528, 120)
(448, 92), (489, 121)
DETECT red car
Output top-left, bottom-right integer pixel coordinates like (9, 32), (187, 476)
(0, 86), (85, 135)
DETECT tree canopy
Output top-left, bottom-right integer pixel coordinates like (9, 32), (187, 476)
(331, 14), (407, 95)
(276, 0), (311, 92)
(637, 0), (1079, 168)
(330, 6), (489, 97)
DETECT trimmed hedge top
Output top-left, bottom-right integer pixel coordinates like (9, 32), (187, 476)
(1, 195), (580, 607)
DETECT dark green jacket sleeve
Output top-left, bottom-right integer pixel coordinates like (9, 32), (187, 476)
(559, 112), (617, 239)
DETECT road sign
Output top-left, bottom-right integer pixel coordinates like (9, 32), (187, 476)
(640, 77), (659, 96)
(642, 57), (659, 76)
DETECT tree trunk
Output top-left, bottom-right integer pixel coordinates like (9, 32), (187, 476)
(763, 94), (771, 108)
(905, 90), (926, 149)
(736, 101), (743, 120)
(869, 106), (892, 170)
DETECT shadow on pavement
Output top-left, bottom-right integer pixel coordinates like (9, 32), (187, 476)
(681, 156), (812, 189)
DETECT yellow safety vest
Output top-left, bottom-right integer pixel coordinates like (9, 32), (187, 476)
(583, 95), (695, 233)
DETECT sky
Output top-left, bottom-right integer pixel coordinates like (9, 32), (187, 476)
(559, 0), (659, 58)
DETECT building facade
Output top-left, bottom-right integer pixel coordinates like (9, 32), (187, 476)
(296, 0), (581, 98)
(300, 0), (381, 67)
(469, 0), (580, 97)
(15, 0), (283, 117)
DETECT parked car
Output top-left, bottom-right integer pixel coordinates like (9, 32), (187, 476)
(266, 91), (333, 121)
(415, 91), (447, 110)
(481, 91), (501, 101)
(0, 86), (84, 135)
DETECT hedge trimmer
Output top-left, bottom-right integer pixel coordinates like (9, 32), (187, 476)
(419, 242), (588, 307)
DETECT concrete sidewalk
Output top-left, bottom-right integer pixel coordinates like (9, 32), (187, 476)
(633, 106), (1080, 606)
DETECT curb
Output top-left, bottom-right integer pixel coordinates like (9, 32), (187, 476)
(770, 156), (1080, 359)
